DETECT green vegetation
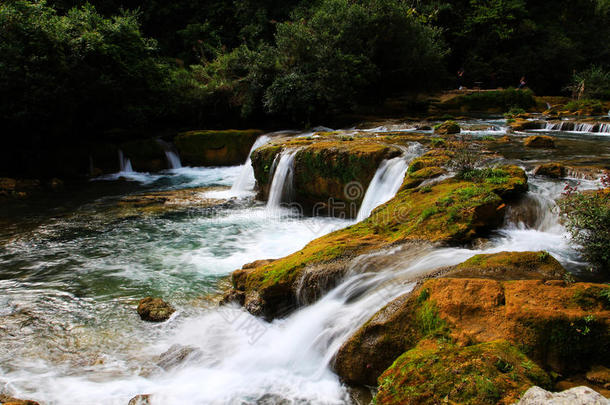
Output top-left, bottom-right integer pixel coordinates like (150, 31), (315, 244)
(559, 181), (610, 277)
(567, 66), (610, 100)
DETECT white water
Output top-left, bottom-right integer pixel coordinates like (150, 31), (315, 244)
(118, 150), (133, 173)
(356, 144), (422, 222)
(545, 121), (610, 134)
(165, 151), (182, 169)
(230, 135), (272, 196)
(267, 149), (299, 210)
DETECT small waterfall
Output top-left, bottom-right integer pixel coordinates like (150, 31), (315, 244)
(118, 150), (133, 173)
(156, 139), (182, 169)
(356, 144), (422, 222)
(545, 121), (610, 133)
(231, 135), (272, 195)
(267, 149), (299, 209)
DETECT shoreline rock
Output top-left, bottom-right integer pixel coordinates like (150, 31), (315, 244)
(137, 297), (175, 322)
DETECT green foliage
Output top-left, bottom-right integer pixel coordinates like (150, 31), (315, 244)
(559, 186), (610, 276)
(564, 99), (605, 115)
(263, 0), (446, 123)
(416, 301), (445, 336)
(504, 107), (526, 118)
(567, 66), (610, 100)
(0, 0), (168, 137)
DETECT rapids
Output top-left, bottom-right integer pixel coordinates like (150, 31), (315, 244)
(0, 120), (607, 404)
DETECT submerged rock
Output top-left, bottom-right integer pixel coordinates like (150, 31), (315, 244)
(534, 163), (566, 178)
(524, 135), (555, 148)
(156, 344), (202, 370)
(374, 340), (550, 405)
(137, 297), (175, 322)
(175, 129), (263, 166)
(515, 386), (609, 405)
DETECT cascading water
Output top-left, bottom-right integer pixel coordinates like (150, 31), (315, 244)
(267, 149), (299, 210)
(118, 149), (134, 173)
(230, 135), (272, 196)
(545, 121), (610, 134)
(156, 139), (183, 169)
(356, 144), (423, 221)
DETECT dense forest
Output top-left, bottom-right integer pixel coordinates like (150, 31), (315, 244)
(1, 0), (609, 144)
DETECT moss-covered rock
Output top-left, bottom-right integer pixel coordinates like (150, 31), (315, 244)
(446, 251), (567, 281)
(251, 138), (402, 217)
(175, 129), (263, 166)
(137, 297), (175, 322)
(335, 276), (610, 386)
(374, 340), (551, 405)
(533, 163), (566, 178)
(0, 395), (40, 405)
(230, 165), (528, 320)
(524, 135), (555, 148)
(434, 120), (461, 135)
(508, 119), (546, 132)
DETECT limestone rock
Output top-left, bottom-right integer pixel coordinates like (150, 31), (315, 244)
(515, 386), (609, 405)
(524, 135), (555, 148)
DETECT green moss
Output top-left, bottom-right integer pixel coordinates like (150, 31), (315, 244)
(439, 89), (536, 112)
(374, 340), (550, 405)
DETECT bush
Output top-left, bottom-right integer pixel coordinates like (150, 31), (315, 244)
(567, 66), (610, 100)
(559, 173), (610, 276)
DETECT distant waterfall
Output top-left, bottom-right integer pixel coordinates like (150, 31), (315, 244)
(267, 149), (299, 209)
(356, 144), (422, 222)
(231, 135), (272, 195)
(545, 121), (610, 133)
(118, 150), (133, 173)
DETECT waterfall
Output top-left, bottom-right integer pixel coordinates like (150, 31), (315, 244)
(118, 150), (133, 173)
(156, 139), (182, 169)
(545, 121), (610, 133)
(231, 135), (272, 195)
(356, 143), (422, 222)
(267, 149), (299, 209)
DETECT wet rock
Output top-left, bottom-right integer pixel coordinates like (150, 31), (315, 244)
(334, 277), (610, 386)
(509, 119), (546, 131)
(219, 289), (245, 306)
(524, 135), (555, 148)
(128, 394), (151, 405)
(156, 344), (202, 370)
(515, 386), (609, 405)
(434, 120), (461, 135)
(374, 340), (550, 405)
(534, 163), (566, 178)
(444, 251), (568, 281)
(120, 138), (167, 172)
(137, 297), (175, 322)
(0, 395), (40, 405)
(587, 365), (610, 386)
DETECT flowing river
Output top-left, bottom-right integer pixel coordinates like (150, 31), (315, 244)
(0, 119), (608, 404)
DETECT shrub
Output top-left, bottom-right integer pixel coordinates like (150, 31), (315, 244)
(558, 173), (610, 276)
(566, 66), (610, 100)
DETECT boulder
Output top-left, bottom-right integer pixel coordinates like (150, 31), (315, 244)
(515, 386), (609, 405)
(434, 120), (461, 135)
(524, 135), (555, 148)
(509, 119), (546, 132)
(374, 340), (550, 405)
(587, 365), (610, 387)
(534, 163), (566, 178)
(119, 138), (167, 172)
(334, 275), (609, 386)
(175, 129), (263, 166)
(137, 297), (175, 322)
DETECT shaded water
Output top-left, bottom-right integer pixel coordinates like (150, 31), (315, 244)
(0, 120), (608, 404)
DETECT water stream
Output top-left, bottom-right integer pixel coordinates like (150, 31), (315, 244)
(0, 120), (607, 404)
